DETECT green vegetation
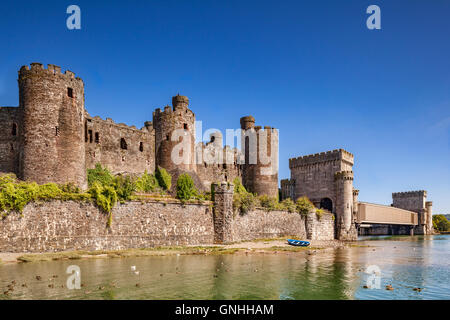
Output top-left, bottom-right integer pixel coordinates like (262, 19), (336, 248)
(176, 173), (196, 201)
(135, 170), (159, 193)
(280, 198), (296, 213)
(295, 196), (314, 216)
(231, 178), (319, 215)
(232, 178), (258, 214)
(155, 166), (172, 191)
(87, 163), (115, 187)
(315, 208), (324, 220)
(259, 195), (281, 211)
(0, 174), (90, 216)
(433, 214), (450, 232)
(0, 165), (174, 227)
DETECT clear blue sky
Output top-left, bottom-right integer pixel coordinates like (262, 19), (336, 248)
(0, 1), (449, 213)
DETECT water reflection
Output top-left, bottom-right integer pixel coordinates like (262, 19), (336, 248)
(0, 235), (449, 300)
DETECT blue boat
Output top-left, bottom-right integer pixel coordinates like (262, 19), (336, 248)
(287, 239), (310, 247)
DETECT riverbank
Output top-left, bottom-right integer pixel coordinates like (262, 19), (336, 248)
(0, 238), (353, 264)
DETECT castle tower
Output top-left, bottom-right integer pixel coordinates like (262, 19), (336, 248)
(392, 190), (432, 235)
(425, 201), (433, 234)
(240, 116), (278, 198)
(153, 95), (195, 172)
(335, 171), (356, 240)
(18, 63), (86, 188)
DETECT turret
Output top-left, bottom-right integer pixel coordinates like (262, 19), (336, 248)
(240, 116), (278, 198)
(153, 95), (195, 172)
(18, 63), (86, 188)
(335, 171), (355, 240)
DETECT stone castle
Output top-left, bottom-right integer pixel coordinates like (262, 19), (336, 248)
(0, 63), (434, 242)
(281, 149), (434, 238)
(0, 63), (278, 198)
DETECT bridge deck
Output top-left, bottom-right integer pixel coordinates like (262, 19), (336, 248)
(357, 202), (418, 226)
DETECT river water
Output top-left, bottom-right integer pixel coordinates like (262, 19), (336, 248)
(1, 235), (449, 300)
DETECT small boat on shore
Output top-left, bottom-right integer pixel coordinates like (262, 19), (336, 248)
(287, 239), (310, 247)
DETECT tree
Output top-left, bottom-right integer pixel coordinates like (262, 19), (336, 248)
(432, 215), (450, 232)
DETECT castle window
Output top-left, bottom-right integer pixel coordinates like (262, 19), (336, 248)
(120, 138), (128, 150)
(139, 142), (144, 152)
(55, 126), (59, 136)
(95, 132), (99, 143)
(183, 123), (188, 130)
(88, 130), (93, 143)
(67, 87), (73, 98)
(204, 162), (207, 168)
(223, 163), (227, 169)
(166, 135), (169, 141)
(12, 123), (17, 136)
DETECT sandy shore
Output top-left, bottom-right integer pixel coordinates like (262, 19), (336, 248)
(0, 239), (354, 264)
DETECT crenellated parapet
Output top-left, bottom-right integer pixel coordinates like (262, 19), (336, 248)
(392, 190), (427, 198)
(334, 170), (354, 181)
(19, 63), (84, 86)
(289, 149), (354, 169)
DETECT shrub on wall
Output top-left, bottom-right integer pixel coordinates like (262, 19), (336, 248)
(88, 182), (118, 227)
(296, 196), (314, 216)
(280, 198), (296, 213)
(176, 173), (196, 201)
(259, 195), (281, 211)
(315, 208), (324, 220)
(113, 175), (136, 201)
(87, 163), (115, 188)
(135, 170), (159, 193)
(0, 174), (90, 215)
(155, 167), (172, 191)
(232, 178), (259, 214)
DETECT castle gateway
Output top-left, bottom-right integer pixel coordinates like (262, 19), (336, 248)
(281, 150), (434, 239)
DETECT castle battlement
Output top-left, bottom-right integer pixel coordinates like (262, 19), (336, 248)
(86, 115), (152, 133)
(392, 190), (427, 198)
(289, 148), (354, 168)
(19, 63), (83, 83)
(334, 170), (354, 181)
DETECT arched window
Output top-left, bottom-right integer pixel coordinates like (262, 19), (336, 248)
(120, 138), (127, 150)
(139, 142), (144, 152)
(12, 123), (17, 136)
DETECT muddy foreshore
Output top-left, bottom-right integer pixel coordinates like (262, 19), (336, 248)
(0, 239), (361, 264)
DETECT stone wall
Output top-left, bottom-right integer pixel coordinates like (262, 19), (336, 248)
(85, 115), (155, 175)
(305, 212), (335, 240)
(232, 209), (307, 242)
(0, 107), (20, 175)
(0, 200), (214, 253)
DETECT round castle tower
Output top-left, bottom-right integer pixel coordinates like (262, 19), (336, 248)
(152, 95), (195, 172)
(240, 116), (278, 198)
(18, 63), (86, 188)
(334, 171), (355, 240)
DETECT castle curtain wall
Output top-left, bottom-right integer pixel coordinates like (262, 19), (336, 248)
(84, 116), (155, 175)
(0, 107), (20, 175)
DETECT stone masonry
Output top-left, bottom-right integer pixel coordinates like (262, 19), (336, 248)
(0, 63), (278, 197)
(0, 186), (334, 252)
